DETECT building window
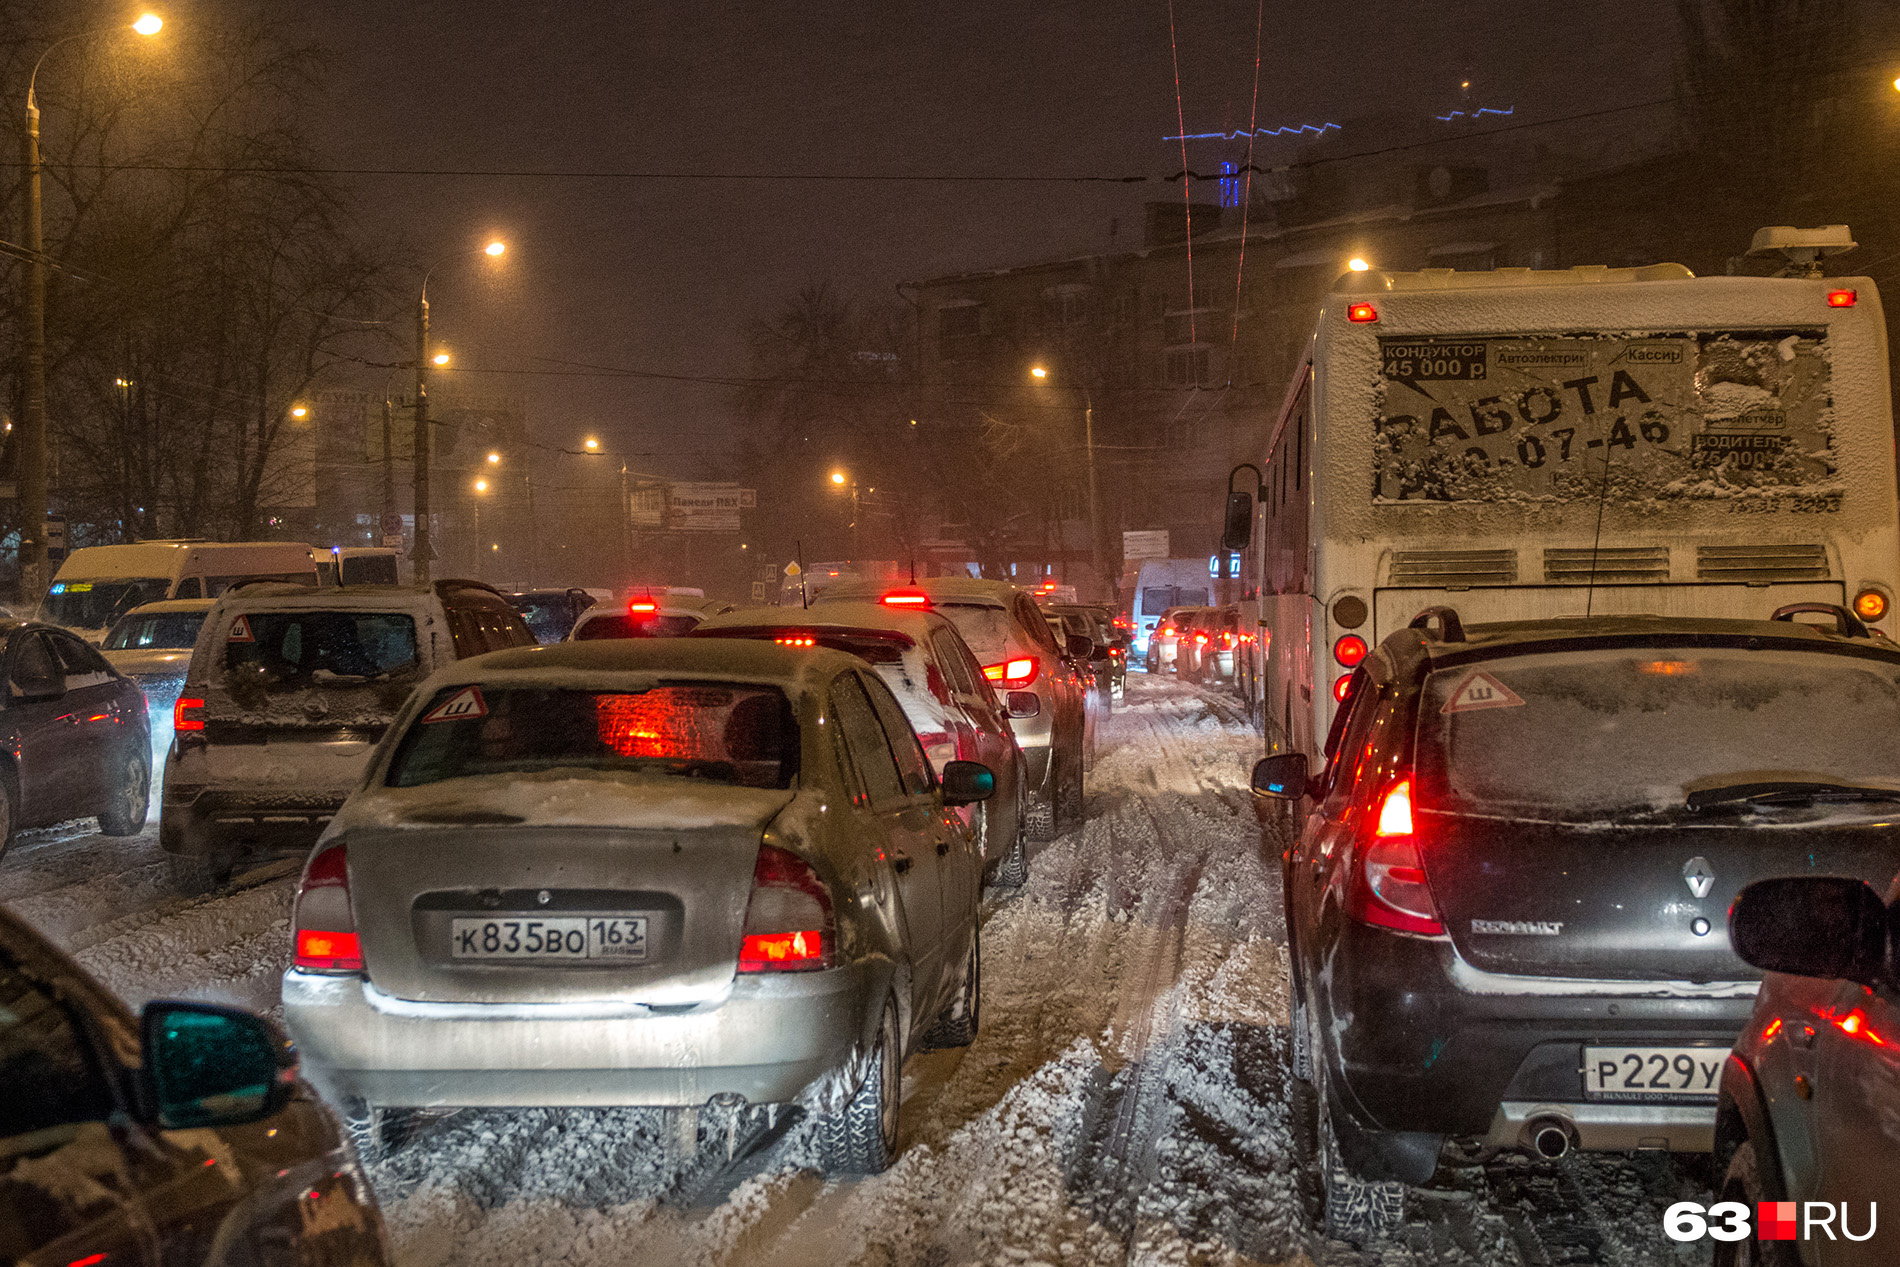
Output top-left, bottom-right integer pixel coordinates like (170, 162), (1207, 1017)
(1166, 346), (1212, 387)
(1162, 310), (1214, 345)
(938, 304), (982, 361)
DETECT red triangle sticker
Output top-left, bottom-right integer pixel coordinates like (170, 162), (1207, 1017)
(421, 685), (488, 724)
(1441, 670), (1526, 714)
(227, 614), (255, 643)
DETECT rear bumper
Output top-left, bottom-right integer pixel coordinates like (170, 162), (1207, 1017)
(161, 788), (343, 855)
(282, 963), (872, 1109)
(1324, 927), (1755, 1148)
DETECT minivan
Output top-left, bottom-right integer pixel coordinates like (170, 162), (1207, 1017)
(44, 541), (321, 640)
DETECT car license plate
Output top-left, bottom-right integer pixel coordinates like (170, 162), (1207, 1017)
(1583, 1046), (1726, 1099)
(449, 916), (648, 962)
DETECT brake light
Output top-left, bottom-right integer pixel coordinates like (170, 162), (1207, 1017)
(1334, 634), (1368, 667)
(1193, 632), (1209, 644)
(881, 591), (930, 607)
(627, 600), (658, 614)
(1332, 674), (1353, 702)
(173, 696), (206, 732)
(1348, 779), (1444, 935)
(775, 636), (816, 647)
(1347, 302), (1378, 323)
(982, 656), (1039, 689)
(1828, 289), (1858, 308)
(292, 845), (362, 972)
(738, 844), (833, 972)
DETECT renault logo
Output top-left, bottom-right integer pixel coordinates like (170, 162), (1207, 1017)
(1683, 857), (1715, 900)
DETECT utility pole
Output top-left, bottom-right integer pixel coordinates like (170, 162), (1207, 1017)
(19, 93), (46, 601)
(413, 293), (432, 584)
(380, 395), (396, 542)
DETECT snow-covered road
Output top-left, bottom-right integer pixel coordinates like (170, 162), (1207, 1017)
(4, 676), (1715, 1265)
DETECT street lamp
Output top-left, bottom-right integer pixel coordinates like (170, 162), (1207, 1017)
(19, 13), (163, 597)
(826, 469), (859, 560)
(1027, 361), (1104, 600)
(412, 239), (505, 583)
(1347, 257), (1371, 272)
(470, 477), (491, 578)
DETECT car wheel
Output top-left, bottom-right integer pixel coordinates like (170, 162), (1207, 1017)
(816, 1000), (900, 1175)
(98, 752), (150, 836)
(922, 926), (980, 1049)
(1713, 1139), (1799, 1267)
(342, 1102), (420, 1159)
(1289, 1077), (1323, 1225)
(0, 774), (15, 865)
(992, 828), (1028, 889)
(1319, 1097), (1407, 1245)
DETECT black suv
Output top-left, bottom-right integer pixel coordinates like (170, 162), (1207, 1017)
(1254, 605), (1900, 1244)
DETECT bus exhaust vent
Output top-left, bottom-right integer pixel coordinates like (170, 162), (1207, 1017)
(1544, 546), (1669, 583)
(1696, 544), (1830, 583)
(1389, 550), (1517, 587)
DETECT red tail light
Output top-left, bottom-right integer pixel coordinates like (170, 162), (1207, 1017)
(627, 600), (658, 614)
(1827, 289), (1858, 308)
(1159, 625), (1175, 637)
(1332, 674), (1353, 702)
(1193, 632), (1209, 644)
(881, 591), (930, 607)
(173, 696), (206, 732)
(1347, 301), (1379, 323)
(982, 656), (1039, 689)
(292, 844), (363, 972)
(1347, 780), (1444, 935)
(738, 844), (834, 972)
(775, 636), (816, 647)
(1334, 634), (1368, 667)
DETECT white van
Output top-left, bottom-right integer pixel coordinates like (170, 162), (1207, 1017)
(316, 547), (402, 587)
(43, 541), (321, 640)
(1129, 559), (1212, 659)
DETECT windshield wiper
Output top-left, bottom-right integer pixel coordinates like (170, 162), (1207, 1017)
(1688, 780), (1900, 811)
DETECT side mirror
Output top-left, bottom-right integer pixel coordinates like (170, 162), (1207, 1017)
(1251, 752), (1310, 800)
(1221, 491), (1253, 553)
(1730, 877), (1890, 986)
(940, 760), (996, 806)
(141, 1000), (296, 1129)
(1065, 634), (1094, 661)
(1005, 691), (1041, 718)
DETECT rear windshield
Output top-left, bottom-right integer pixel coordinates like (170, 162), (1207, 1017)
(104, 611), (207, 651)
(934, 603), (1015, 662)
(574, 613), (699, 640)
(222, 611), (419, 690)
(1417, 647), (1900, 820)
(387, 684), (797, 789)
(43, 578), (170, 630)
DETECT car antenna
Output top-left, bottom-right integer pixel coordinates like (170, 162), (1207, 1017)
(1585, 444), (1614, 618)
(908, 553), (917, 584)
(796, 539), (809, 609)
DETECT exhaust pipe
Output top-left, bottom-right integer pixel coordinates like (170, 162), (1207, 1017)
(1526, 1115), (1574, 1160)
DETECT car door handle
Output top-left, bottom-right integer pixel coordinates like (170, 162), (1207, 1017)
(891, 851), (913, 874)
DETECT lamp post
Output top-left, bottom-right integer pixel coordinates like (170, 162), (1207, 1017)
(19, 14), (163, 600)
(1028, 362), (1104, 600)
(470, 477), (490, 578)
(828, 469), (859, 563)
(412, 241), (504, 584)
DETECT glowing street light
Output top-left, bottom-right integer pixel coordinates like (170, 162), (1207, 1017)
(485, 241), (506, 256)
(485, 451), (501, 465)
(19, 11), (165, 595)
(829, 470), (847, 486)
(413, 236), (508, 582)
(584, 436), (601, 451)
(431, 351), (450, 366)
(1029, 365), (1049, 378)
(473, 478), (489, 494)
(289, 404), (309, 419)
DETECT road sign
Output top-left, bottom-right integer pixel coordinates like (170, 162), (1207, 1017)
(1123, 529), (1169, 561)
(44, 519), (65, 550)
(784, 562), (802, 577)
(380, 510), (404, 536)
(665, 482), (743, 532)
(751, 581), (768, 601)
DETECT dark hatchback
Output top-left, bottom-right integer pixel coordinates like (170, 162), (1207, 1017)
(0, 619), (151, 857)
(1256, 606), (1900, 1243)
(0, 904), (389, 1264)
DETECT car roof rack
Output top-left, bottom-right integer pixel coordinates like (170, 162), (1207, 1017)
(1770, 602), (1871, 639)
(1408, 606), (1466, 643)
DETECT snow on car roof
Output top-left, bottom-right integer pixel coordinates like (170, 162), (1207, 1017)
(1413, 612), (1900, 665)
(118, 598), (218, 616)
(694, 601), (945, 645)
(814, 577), (1020, 608)
(419, 636), (870, 697)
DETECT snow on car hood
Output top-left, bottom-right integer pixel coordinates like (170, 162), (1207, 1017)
(327, 768), (795, 836)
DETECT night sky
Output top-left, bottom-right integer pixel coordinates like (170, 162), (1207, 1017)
(295, 0), (1679, 478)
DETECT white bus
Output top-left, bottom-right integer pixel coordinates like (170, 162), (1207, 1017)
(1234, 248), (1900, 757)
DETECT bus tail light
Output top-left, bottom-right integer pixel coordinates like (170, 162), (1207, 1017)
(1827, 289), (1858, 308)
(983, 657), (1039, 689)
(292, 844), (363, 973)
(1332, 674), (1353, 702)
(1854, 587), (1889, 622)
(738, 845), (833, 972)
(1333, 634), (1368, 667)
(1346, 302), (1379, 323)
(1347, 779), (1444, 935)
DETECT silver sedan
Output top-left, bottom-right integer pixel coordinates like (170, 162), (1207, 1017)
(281, 639), (992, 1175)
